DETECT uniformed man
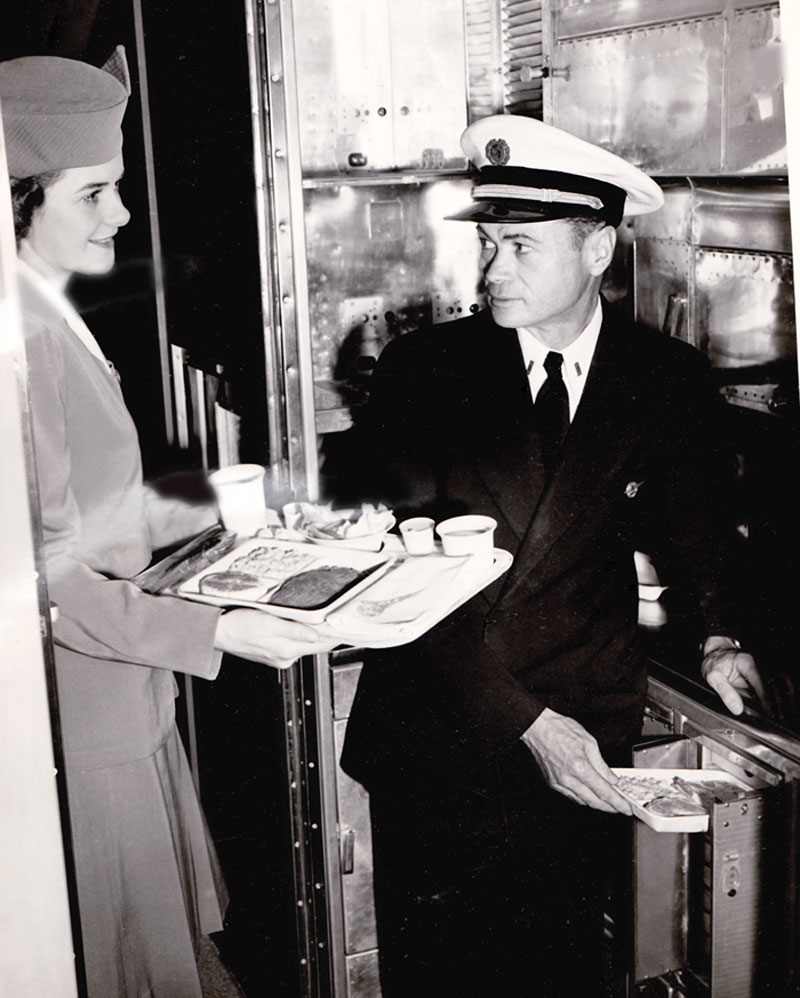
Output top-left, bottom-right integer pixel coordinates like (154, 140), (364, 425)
(337, 114), (763, 997)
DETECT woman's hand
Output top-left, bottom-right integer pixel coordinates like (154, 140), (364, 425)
(214, 609), (339, 669)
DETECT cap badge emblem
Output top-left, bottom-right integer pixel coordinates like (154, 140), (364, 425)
(485, 138), (510, 166)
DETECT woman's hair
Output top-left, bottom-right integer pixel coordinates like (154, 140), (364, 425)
(10, 170), (63, 244)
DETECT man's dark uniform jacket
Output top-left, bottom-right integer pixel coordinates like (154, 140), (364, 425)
(339, 299), (734, 793)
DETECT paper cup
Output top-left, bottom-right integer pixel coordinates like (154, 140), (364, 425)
(209, 464), (267, 536)
(399, 517), (435, 555)
(435, 515), (497, 558)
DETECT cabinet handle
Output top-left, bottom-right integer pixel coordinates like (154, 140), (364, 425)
(341, 827), (355, 874)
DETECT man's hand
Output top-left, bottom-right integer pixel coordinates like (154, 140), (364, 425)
(215, 610), (339, 670)
(701, 635), (765, 716)
(520, 707), (632, 814)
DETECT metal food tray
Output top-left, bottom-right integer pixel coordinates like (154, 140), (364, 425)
(175, 537), (394, 623)
(612, 768), (751, 834)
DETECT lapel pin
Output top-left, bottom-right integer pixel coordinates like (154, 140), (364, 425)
(625, 480), (643, 498)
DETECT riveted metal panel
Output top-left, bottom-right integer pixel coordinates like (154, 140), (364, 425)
(726, 5), (786, 173)
(553, 0), (778, 39)
(334, 719), (379, 955)
(291, 0), (394, 173)
(707, 796), (766, 997)
(331, 662), (363, 720)
(390, 0), (469, 170)
(634, 239), (693, 339)
(291, 0), (467, 174)
(635, 184), (696, 244)
(694, 249), (795, 367)
(692, 182), (792, 253)
(346, 950), (381, 997)
(551, 18), (725, 173)
(303, 177), (485, 388)
(631, 740), (694, 982)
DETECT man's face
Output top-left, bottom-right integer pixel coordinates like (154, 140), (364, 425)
(477, 218), (600, 332)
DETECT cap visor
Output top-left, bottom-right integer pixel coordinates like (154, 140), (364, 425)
(445, 200), (601, 223)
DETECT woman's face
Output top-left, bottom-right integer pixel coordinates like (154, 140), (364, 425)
(22, 153), (130, 282)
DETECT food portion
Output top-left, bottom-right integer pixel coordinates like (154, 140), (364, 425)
(267, 565), (361, 609)
(230, 544), (317, 578)
(178, 537), (390, 619)
(198, 571), (269, 601)
(616, 771), (747, 818)
(645, 797), (708, 817)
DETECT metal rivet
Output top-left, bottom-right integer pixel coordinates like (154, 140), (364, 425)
(271, 73), (282, 82)
(308, 761), (315, 768)
(311, 822), (318, 830)
(283, 295), (292, 305)
(278, 222), (288, 232)
(305, 699), (312, 706)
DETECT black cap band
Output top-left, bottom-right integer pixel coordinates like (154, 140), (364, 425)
(464, 165), (626, 226)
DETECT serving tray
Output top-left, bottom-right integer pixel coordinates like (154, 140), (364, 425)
(318, 541), (513, 648)
(612, 768), (751, 833)
(176, 537), (394, 623)
(141, 529), (512, 643)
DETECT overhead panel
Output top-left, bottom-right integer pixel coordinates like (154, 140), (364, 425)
(292, 0), (468, 174)
(550, 17), (725, 173)
(726, 5), (786, 173)
(292, 0), (394, 173)
(546, 0), (786, 177)
(390, 0), (469, 170)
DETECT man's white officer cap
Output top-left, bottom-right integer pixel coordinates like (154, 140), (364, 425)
(448, 114), (664, 227)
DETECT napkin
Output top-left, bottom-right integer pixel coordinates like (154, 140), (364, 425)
(283, 502), (395, 540)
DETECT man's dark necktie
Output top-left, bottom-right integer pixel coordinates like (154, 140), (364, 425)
(535, 351), (569, 475)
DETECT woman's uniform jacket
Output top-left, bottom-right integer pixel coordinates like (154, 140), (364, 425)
(20, 265), (227, 996)
(340, 298), (735, 793)
(20, 267), (223, 771)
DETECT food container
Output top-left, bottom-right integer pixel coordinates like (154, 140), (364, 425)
(612, 768), (750, 833)
(209, 464), (267, 536)
(435, 515), (497, 557)
(399, 517), (435, 555)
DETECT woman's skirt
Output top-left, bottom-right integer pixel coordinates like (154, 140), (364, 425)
(65, 727), (228, 998)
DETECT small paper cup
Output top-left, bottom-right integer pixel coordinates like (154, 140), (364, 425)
(209, 464), (267, 536)
(435, 515), (497, 557)
(399, 517), (435, 555)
